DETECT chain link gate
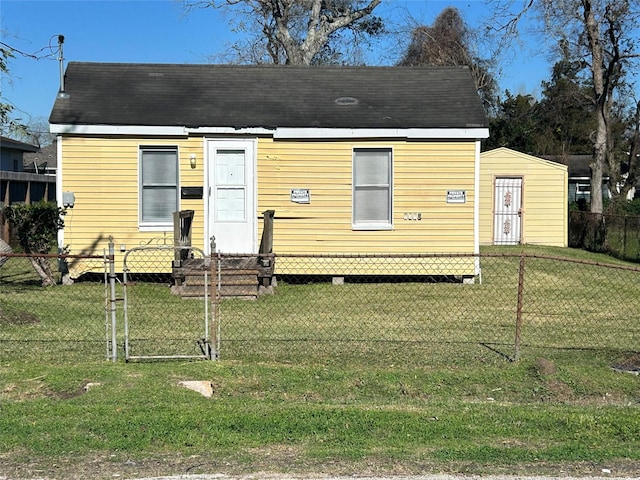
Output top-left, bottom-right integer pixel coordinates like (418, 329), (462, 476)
(121, 245), (216, 361)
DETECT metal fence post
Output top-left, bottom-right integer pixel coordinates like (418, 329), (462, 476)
(108, 237), (117, 362)
(623, 215), (628, 259)
(209, 236), (221, 360)
(210, 251), (220, 361)
(514, 253), (526, 362)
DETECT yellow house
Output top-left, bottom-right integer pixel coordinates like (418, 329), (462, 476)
(479, 148), (568, 247)
(49, 63), (489, 278)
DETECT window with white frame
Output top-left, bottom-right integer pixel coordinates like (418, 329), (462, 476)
(576, 183), (591, 194)
(352, 148), (392, 229)
(139, 146), (178, 227)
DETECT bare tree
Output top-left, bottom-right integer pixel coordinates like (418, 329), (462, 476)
(0, 42), (27, 138)
(489, 0), (640, 213)
(186, 0), (383, 65)
(397, 7), (498, 114)
(1, 34), (62, 138)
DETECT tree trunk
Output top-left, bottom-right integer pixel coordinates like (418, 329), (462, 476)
(0, 238), (12, 268)
(29, 256), (57, 287)
(583, 0), (606, 214)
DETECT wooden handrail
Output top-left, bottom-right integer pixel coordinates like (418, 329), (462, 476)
(259, 210), (275, 256)
(173, 210), (195, 264)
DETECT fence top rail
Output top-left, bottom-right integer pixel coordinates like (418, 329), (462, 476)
(519, 253), (640, 272)
(570, 210), (640, 221)
(264, 252), (640, 272)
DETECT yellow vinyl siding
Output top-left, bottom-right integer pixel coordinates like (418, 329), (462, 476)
(61, 134), (479, 277)
(60, 136), (206, 276)
(479, 148), (568, 247)
(257, 138), (477, 259)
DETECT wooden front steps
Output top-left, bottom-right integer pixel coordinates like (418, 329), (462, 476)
(172, 255), (274, 300)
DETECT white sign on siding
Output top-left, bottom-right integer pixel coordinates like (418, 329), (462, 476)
(447, 190), (466, 203)
(291, 189), (310, 204)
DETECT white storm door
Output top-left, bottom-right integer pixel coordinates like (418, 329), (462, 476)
(208, 140), (256, 253)
(493, 177), (523, 245)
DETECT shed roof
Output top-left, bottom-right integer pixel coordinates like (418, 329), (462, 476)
(482, 147), (568, 172)
(49, 63), (488, 131)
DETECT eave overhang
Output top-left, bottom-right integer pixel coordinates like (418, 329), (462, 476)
(50, 124), (490, 139)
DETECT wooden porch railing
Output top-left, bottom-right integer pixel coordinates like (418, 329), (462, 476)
(173, 210), (194, 264)
(259, 209), (275, 259)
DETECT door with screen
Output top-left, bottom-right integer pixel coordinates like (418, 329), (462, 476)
(207, 140), (256, 253)
(493, 176), (523, 245)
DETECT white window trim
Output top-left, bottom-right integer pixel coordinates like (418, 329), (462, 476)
(576, 183), (591, 194)
(352, 147), (393, 231)
(138, 145), (180, 230)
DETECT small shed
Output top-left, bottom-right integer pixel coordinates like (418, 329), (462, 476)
(480, 148), (568, 247)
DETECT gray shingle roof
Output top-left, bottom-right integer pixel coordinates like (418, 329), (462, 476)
(49, 63), (488, 130)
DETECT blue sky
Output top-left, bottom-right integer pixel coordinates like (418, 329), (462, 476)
(1, 0), (551, 126)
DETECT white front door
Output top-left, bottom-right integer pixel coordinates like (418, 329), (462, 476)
(207, 139), (256, 253)
(493, 177), (523, 245)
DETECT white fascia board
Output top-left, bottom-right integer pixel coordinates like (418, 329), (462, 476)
(50, 124), (490, 140)
(274, 127), (489, 139)
(186, 127), (276, 135)
(49, 125), (276, 136)
(50, 124), (189, 135)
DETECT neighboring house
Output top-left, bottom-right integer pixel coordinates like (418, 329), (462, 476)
(1, 136), (36, 172)
(49, 62), (489, 278)
(1, 136), (55, 240)
(23, 140), (58, 176)
(480, 148), (568, 247)
(543, 154), (611, 205)
(0, 136), (56, 206)
(563, 155), (611, 204)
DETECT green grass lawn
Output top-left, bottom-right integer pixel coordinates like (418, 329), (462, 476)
(1, 246), (639, 479)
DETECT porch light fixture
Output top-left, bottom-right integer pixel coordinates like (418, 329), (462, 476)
(189, 154), (197, 169)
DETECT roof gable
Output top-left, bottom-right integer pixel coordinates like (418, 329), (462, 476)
(482, 147), (568, 172)
(49, 63), (488, 132)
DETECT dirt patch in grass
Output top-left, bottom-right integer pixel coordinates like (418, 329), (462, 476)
(1, 379), (95, 402)
(0, 305), (40, 325)
(532, 357), (575, 403)
(612, 353), (640, 373)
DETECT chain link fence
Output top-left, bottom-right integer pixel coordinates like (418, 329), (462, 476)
(217, 253), (640, 366)
(122, 245), (213, 361)
(1, 249), (639, 366)
(569, 210), (640, 262)
(0, 252), (108, 363)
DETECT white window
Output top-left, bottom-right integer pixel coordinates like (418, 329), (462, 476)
(576, 183), (591, 194)
(353, 148), (392, 229)
(139, 146), (178, 227)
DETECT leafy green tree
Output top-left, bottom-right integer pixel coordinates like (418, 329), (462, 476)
(4, 202), (66, 287)
(483, 92), (539, 152)
(535, 55), (596, 156)
(488, 0), (640, 213)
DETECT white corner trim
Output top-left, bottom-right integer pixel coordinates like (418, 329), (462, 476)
(473, 139), (481, 259)
(56, 136), (64, 251)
